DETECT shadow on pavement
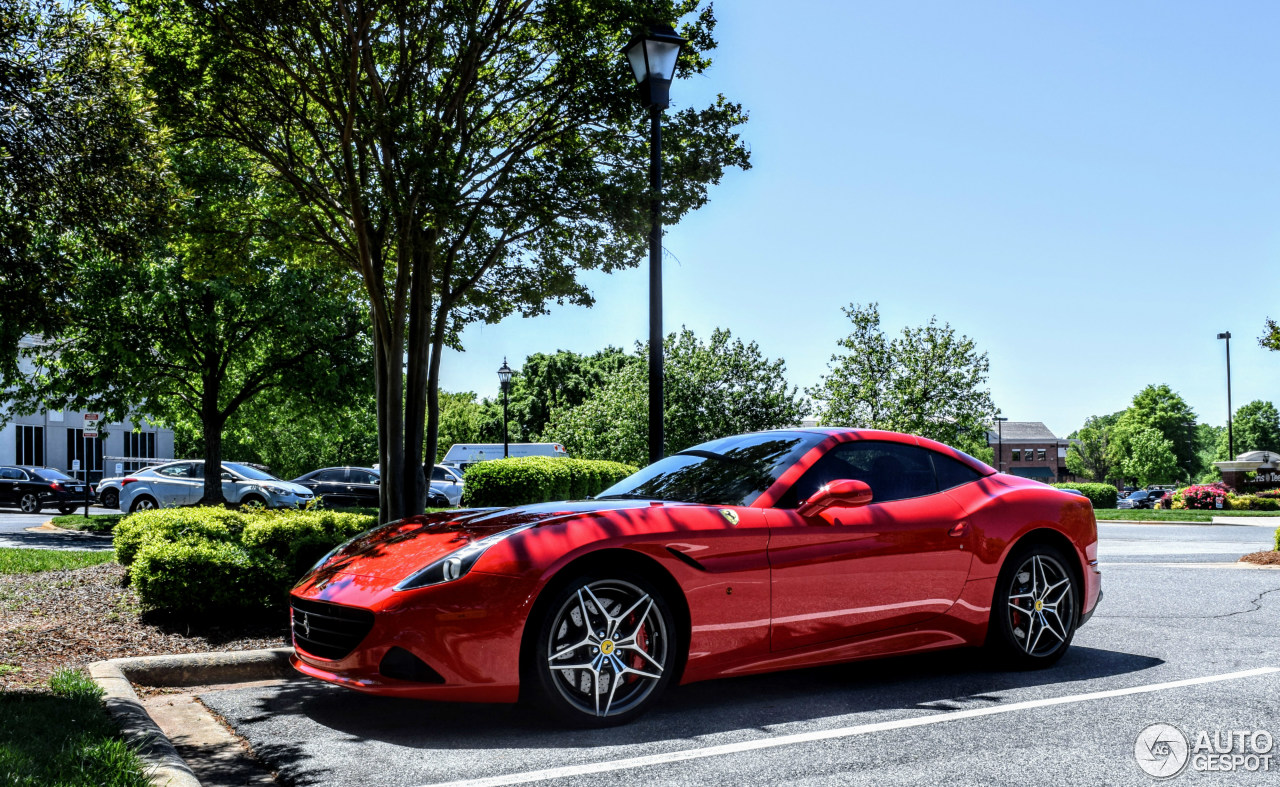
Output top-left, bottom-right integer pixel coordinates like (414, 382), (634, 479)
(0, 530), (115, 552)
(227, 644), (1162, 772)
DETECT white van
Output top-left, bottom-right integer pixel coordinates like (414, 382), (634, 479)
(441, 443), (568, 473)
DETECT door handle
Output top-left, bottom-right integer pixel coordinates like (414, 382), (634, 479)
(948, 522), (969, 537)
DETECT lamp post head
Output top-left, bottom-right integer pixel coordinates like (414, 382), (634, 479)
(622, 22), (686, 109)
(1217, 331), (1231, 340)
(497, 358), (513, 392)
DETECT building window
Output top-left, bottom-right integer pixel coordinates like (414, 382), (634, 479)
(15, 425), (44, 466)
(66, 429), (104, 477)
(1036, 448), (1046, 461)
(123, 431), (157, 461)
(1010, 448), (1021, 461)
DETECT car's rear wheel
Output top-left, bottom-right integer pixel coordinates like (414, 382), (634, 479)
(527, 574), (678, 727)
(58, 505), (77, 515)
(129, 496), (157, 513)
(19, 494), (41, 514)
(101, 489), (119, 509)
(989, 543), (1078, 667)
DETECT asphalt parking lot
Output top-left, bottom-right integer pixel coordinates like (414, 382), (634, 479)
(0, 506), (116, 550)
(201, 521), (1280, 786)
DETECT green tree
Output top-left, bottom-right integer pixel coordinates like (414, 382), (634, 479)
(435, 392), (506, 461)
(1066, 416), (1117, 484)
(13, 143), (370, 503)
(506, 349), (638, 441)
(1121, 427), (1180, 487)
(545, 328), (809, 466)
(1110, 384), (1199, 480)
(808, 303), (997, 455)
(0, 0), (165, 385)
(125, 0), (751, 520)
(1215, 400), (1280, 460)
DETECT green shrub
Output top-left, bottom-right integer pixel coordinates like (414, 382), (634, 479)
(113, 508), (250, 566)
(1225, 494), (1280, 511)
(1050, 482), (1118, 509)
(129, 538), (285, 613)
(461, 457), (638, 507)
(118, 506), (377, 613)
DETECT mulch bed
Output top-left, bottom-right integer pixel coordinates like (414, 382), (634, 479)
(1240, 550), (1280, 566)
(0, 563), (287, 690)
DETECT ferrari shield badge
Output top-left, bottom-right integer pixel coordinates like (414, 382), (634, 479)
(719, 508), (739, 526)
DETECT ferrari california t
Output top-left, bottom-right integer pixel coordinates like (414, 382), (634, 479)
(289, 428), (1101, 726)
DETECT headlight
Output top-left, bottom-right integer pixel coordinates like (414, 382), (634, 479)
(264, 485), (290, 495)
(395, 523), (536, 592)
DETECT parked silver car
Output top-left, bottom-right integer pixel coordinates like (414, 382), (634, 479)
(119, 460), (314, 512)
(430, 464), (465, 506)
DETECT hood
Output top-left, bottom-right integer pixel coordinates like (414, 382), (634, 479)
(312, 499), (671, 581)
(240, 479), (310, 494)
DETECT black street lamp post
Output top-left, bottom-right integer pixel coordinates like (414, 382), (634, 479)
(994, 416), (1008, 472)
(624, 23), (686, 465)
(1217, 332), (1234, 459)
(497, 358), (513, 459)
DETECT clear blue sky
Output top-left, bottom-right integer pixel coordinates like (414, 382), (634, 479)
(439, 1), (1280, 438)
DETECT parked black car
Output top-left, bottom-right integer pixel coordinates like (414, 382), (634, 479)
(291, 466), (449, 509)
(0, 466), (94, 514)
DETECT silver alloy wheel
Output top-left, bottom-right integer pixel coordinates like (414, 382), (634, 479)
(545, 579), (669, 718)
(1007, 553), (1074, 657)
(19, 494), (39, 513)
(132, 497), (156, 512)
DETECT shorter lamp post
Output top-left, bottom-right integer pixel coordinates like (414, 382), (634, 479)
(994, 416), (1009, 472)
(1217, 331), (1234, 459)
(497, 358), (513, 459)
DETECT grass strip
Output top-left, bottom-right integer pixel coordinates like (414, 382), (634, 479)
(0, 548), (114, 575)
(0, 668), (150, 787)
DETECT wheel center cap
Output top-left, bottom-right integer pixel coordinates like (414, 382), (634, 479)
(599, 640), (616, 656)
(1034, 600), (1043, 612)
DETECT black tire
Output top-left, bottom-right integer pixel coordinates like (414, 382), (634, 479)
(102, 489), (119, 509)
(18, 493), (41, 514)
(988, 542), (1079, 668)
(58, 506), (78, 515)
(525, 573), (679, 727)
(129, 496), (158, 513)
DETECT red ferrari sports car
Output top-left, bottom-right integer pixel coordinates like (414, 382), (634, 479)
(290, 428), (1101, 725)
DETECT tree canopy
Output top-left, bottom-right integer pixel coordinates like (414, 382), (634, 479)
(545, 328), (808, 465)
(0, 0), (165, 386)
(1217, 400), (1280, 459)
(1108, 384), (1198, 480)
(123, 0), (751, 519)
(808, 303), (997, 455)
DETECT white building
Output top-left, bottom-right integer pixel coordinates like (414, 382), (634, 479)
(1, 337), (174, 482)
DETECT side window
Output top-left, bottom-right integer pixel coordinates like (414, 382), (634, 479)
(352, 470), (378, 485)
(0, 468), (19, 480)
(932, 453), (983, 491)
(315, 469), (347, 483)
(779, 441), (939, 507)
(191, 463), (205, 479)
(431, 466), (448, 482)
(157, 463), (190, 478)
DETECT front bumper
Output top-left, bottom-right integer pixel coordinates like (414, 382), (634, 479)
(266, 491), (314, 508)
(289, 569), (541, 703)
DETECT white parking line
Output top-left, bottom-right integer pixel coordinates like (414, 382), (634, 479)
(421, 666), (1280, 787)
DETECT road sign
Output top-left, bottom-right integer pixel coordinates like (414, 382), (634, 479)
(72, 459), (80, 471)
(115, 463), (123, 475)
(83, 413), (100, 437)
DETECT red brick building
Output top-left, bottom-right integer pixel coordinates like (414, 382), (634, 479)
(987, 421), (1076, 483)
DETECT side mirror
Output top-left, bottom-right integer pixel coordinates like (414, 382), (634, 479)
(221, 472), (234, 481)
(797, 479), (873, 518)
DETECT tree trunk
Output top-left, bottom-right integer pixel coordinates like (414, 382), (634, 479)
(199, 405), (227, 505)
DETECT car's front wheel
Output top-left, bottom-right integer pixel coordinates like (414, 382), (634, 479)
(989, 543), (1078, 668)
(19, 494), (41, 514)
(527, 574), (679, 727)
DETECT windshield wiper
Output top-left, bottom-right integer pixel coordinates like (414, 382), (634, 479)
(593, 493), (658, 501)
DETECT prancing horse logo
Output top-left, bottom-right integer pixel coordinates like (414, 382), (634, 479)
(719, 509), (739, 526)
(300, 612), (311, 638)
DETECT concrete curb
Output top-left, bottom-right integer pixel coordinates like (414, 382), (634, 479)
(88, 648), (294, 787)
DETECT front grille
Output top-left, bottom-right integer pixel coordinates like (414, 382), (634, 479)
(291, 597), (375, 661)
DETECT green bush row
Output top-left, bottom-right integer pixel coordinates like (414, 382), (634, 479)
(1224, 494), (1280, 511)
(1050, 482), (1118, 509)
(460, 457), (637, 508)
(114, 507), (375, 614)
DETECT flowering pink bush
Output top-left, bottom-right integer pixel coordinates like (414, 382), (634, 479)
(1178, 483), (1229, 510)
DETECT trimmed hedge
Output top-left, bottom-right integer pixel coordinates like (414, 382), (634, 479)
(114, 507), (376, 614)
(1050, 483), (1117, 509)
(460, 457), (637, 508)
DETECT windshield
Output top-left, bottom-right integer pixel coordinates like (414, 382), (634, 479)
(32, 468), (74, 481)
(596, 432), (827, 506)
(222, 462), (280, 481)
